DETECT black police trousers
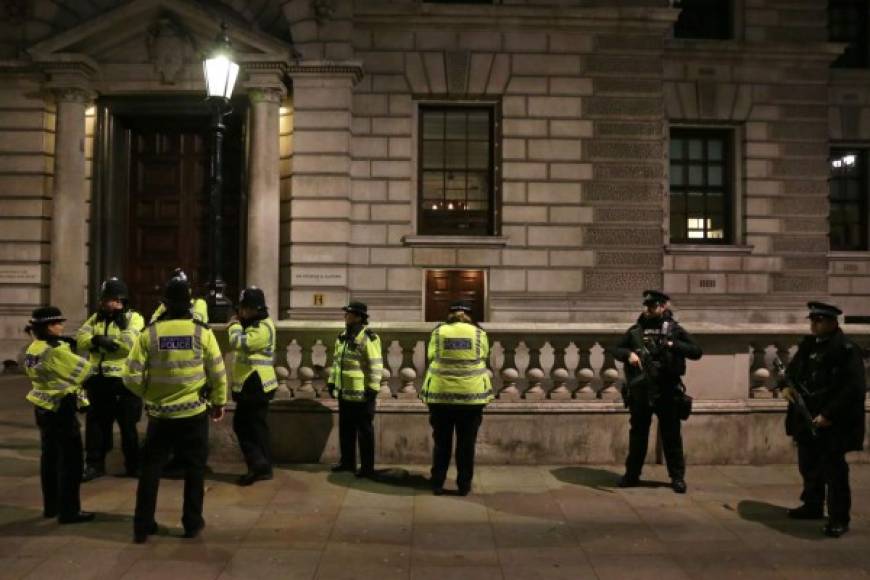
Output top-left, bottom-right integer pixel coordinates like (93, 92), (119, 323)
(35, 396), (83, 520)
(134, 412), (209, 536)
(798, 435), (851, 524)
(625, 391), (685, 480)
(85, 374), (142, 473)
(428, 404), (484, 491)
(337, 397), (375, 472)
(232, 374), (274, 475)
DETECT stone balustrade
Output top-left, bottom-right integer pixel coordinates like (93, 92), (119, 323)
(215, 321), (870, 404)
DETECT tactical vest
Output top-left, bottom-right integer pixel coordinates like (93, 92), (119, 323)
(123, 318), (227, 419)
(328, 326), (383, 402)
(421, 321), (493, 405)
(76, 310), (145, 377)
(228, 317), (278, 393)
(24, 339), (92, 411)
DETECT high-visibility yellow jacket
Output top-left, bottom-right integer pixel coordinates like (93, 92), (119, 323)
(24, 338), (93, 412)
(421, 321), (493, 405)
(149, 298), (209, 325)
(75, 310), (145, 377)
(328, 326), (383, 402)
(123, 318), (227, 419)
(227, 317), (277, 394)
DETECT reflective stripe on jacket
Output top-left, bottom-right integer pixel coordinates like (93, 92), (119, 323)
(24, 339), (93, 411)
(228, 317), (277, 393)
(421, 321), (493, 405)
(328, 326), (383, 402)
(75, 311), (145, 377)
(123, 318), (227, 419)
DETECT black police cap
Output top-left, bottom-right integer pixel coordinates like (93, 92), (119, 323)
(448, 300), (473, 313)
(807, 301), (842, 319)
(239, 286), (267, 311)
(29, 306), (66, 326)
(100, 277), (129, 300)
(642, 290), (670, 306)
(342, 301), (368, 317)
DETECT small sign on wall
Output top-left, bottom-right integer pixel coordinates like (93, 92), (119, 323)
(313, 293), (324, 306)
(0, 266), (41, 284)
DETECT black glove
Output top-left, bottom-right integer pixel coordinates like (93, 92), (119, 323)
(364, 388), (377, 403)
(114, 310), (129, 330)
(327, 383), (336, 399)
(91, 335), (118, 351)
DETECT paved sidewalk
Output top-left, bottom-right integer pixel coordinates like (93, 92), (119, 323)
(1, 375), (869, 579)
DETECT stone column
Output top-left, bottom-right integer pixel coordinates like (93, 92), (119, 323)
(49, 88), (89, 324)
(246, 87), (284, 316)
(287, 65), (361, 318)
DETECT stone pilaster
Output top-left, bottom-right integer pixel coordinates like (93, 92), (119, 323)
(49, 87), (90, 324)
(246, 86), (285, 317)
(288, 63), (363, 318)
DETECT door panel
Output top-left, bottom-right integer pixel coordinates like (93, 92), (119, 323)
(425, 270), (485, 322)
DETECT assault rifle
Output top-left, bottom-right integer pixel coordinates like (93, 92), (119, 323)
(772, 357), (817, 439)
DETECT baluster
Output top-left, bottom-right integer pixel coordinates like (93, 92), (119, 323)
(274, 366), (292, 400)
(548, 338), (571, 400)
(523, 338), (546, 400)
(750, 343), (772, 399)
(296, 367), (316, 399)
(397, 367), (418, 399)
(499, 368), (520, 400)
(598, 348), (621, 401)
(378, 367), (393, 399)
(574, 342), (595, 400)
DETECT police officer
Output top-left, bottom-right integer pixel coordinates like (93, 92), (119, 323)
(123, 272), (228, 544)
(421, 301), (493, 496)
(784, 302), (866, 538)
(228, 287), (277, 486)
(24, 306), (95, 524)
(612, 290), (702, 494)
(76, 277), (145, 481)
(327, 301), (383, 478)
(149, 268), (209, 324)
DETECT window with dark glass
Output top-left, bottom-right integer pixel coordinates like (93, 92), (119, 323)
(419, 105), (496, 236)
(829, 0), (870, 68)
(674, 0), (732, 40)
(830, 149), (869, 251)
(669, 129), (732, 244)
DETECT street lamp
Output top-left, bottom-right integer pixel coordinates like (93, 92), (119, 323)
(202, 22), (238, 323)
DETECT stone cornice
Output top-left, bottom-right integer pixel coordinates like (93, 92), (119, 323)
(665, 39), (847, 64)
(287, 61), (364, 83)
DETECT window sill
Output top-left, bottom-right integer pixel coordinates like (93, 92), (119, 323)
(402, 235), (509, 248)
(665, 244), (753, 255)
(828, 251), (870, 260)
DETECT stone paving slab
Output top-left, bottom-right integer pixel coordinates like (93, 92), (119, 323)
(1, 376), (870, 579)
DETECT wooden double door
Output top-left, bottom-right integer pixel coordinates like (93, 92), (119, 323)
(118, 113), (244, 317)
(425, 270), (486, 322)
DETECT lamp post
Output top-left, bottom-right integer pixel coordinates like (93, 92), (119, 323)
(202, 22), (239, 323)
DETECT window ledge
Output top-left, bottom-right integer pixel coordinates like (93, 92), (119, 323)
(665, 244), (754, 255)
(828, 251), (870, 260)
(402, 235), (509, 248)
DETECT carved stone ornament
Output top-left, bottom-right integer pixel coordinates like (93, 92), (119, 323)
(146, 16), (194, 85)
(311, 0), (335, 24)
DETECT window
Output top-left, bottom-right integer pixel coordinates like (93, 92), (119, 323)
(418, 105), (497, 236)
(674, 0), (732, 40)
(669, 129), (733, 244)
(830, 149), (869, 251)
(829, 0), (870, 68)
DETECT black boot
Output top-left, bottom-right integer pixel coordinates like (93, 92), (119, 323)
(788, 504), (824, 520)
(59, 511), (96, 524)
(618, 474), (640, 488)
(82, 465), (105, 482)
(823, 521), (849, 538)
(331, 463), (355, 473)
(671, 479), (687, 494)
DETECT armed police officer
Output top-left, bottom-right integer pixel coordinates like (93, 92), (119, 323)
(76, 277), (145, 481)
(24, 306), (95, 524)
(782, 302), (866, 538)
(123, 271), (228, 543)
(612, 290), (702, 494)
(149, 268), (209, 324)
(228, 287), (278, 486)
(421, 301), (493, 496)
(327, 302), (383, 478)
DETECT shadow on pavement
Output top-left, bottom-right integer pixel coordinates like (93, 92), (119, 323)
(324, 467), (431, 496)
(735, 499), (825, 540)
(551, 466), (674, 492)
(0, 507), (133, 541)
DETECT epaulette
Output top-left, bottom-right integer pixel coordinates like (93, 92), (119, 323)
(364, 327), (377, 339)
(193, 319), (210, 329)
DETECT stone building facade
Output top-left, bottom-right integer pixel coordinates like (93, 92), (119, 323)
(1, 0), (870, 361)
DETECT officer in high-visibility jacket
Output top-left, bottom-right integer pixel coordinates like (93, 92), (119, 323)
(123, 273), (227, 544)
(228, 287), (277, 486)
(421, 301), (493, 496)
(327, 301), (383, 478)
(76, 277), (145, 481)
(149, 268), (209, 324)
(24, 306), (96, 524)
